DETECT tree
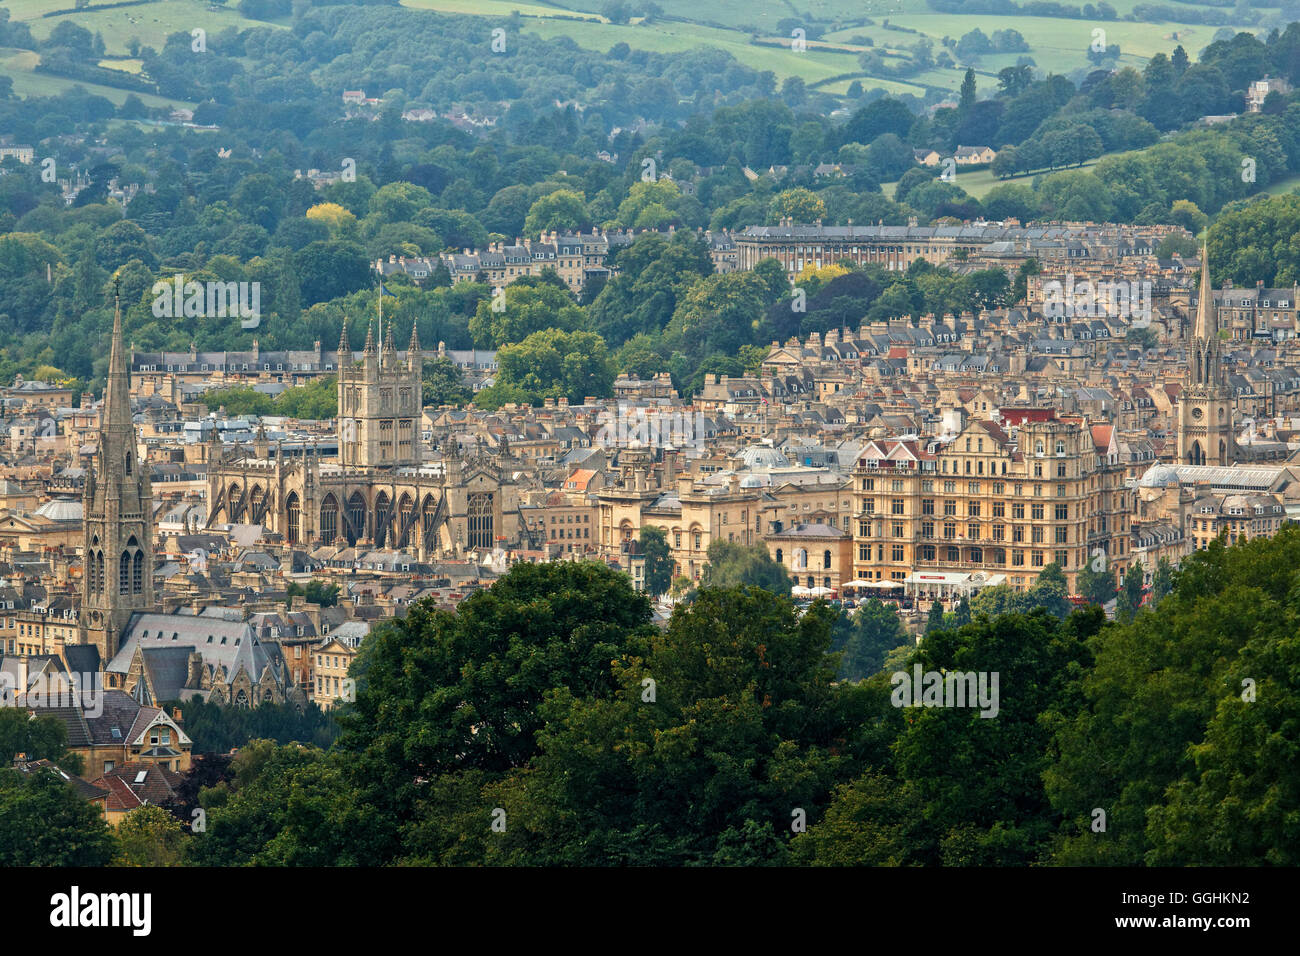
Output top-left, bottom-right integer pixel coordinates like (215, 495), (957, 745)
(0, 767), (115, 866)
(925, 598), (946, 635)
(1075, 557), (1115, 607)
(1047, 528), (1300, 864)
(958, 69), (977, 113)
(523, 189), (591, 236)
(639, 525), (673, 598)
(832, 599), (910, 681)
(699, 541), (791, 594)
(768, 188), (826, 224)
(305, 202), (357, 236)
(422, 357), (470, 407)
(953, 595), (971, 627)
(468, 281), (584, 348)
(0, 708), (71, 766)
(486, 328), (615, 406)
(1151, 557), (1175, 604)
(337, 561), (656, 801)
(287, 580), (340, 608)
(114, 805), (187, 866)
(1116, 559), (1144, 622)
(189, 741), (386, 866)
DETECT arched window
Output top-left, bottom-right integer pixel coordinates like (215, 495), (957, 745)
(421, 495), (440, 550)
(397, 494), (414, 548)
(286, 492), (300, 545)
(346, 492), (366, 545)
(119, 551), (131, 594)
(96, 551), (105, 595)
(823, 549), (832, 569)
(374, 492), (391, 548)
(468, 492), (494, 549)
(320, 494), (339, 546)
(775, 548), (783, 564)
(132, 550), (144, 594)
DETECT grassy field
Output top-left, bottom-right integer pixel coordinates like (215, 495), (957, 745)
(12, 0), (279, 53)
(1260, 172), (1300, 197)
(405, 0), (1259, 101)
(0, 46), (192, 106)
(400, 0), (608, 20)
(0, 0), (1267, 110)
(882, 156), (1101, 200)
(98, 57), (144, 74)
(0, 0), (276, 104)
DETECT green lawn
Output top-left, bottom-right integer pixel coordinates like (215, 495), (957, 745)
(406, 0), (1260, 102)
(1260, 172), (1300, 197)
(0, 46), (192, 106)
(882, 156), (1101, 201)
(0, 0), (273, 104)
(400, 0), (607, 20)
(16, 0), (279, 54)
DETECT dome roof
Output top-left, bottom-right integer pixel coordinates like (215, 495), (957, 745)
(35, 497), (83, 522)
(739, 474), (769, 488)
(1138, 465), (1180, 488)
(738, 446), (790, 469)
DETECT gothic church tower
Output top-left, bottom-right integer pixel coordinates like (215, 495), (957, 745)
(81, 294), (155, 660)
(336, 317), (423, 470)
(1177, 245), (1235, 466)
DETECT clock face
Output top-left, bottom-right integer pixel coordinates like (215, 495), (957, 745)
(1192, 407), (1204, 420)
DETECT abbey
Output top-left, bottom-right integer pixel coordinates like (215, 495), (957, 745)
(204, 320), (522, 557)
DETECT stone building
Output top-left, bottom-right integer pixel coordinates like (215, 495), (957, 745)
(205, 321), (522, 557)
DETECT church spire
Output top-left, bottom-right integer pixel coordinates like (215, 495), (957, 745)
(338, 319), (351, 364)
(1194, 242), (1216, 341)
(364, 321), (376, 354)
(103, 285), (132, 439)
(408, 322), (420, 370)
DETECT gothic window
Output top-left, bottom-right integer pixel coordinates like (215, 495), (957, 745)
(421, 495), (439, 549)
(347, 492), (366, 545)
(96, 551), (105, 595)
(374, 492), (391, 548)
(132, 551), (143, 594)
(467, 492), (494, 549)
(286, 492), (300, 545)
(397, 494), (414, 548)
(119, 551), (131, 594)
(320, 494), (338, 546)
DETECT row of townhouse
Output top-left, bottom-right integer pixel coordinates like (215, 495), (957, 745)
(735, 220), (1182, 275)
(375, 228), (741, 295)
